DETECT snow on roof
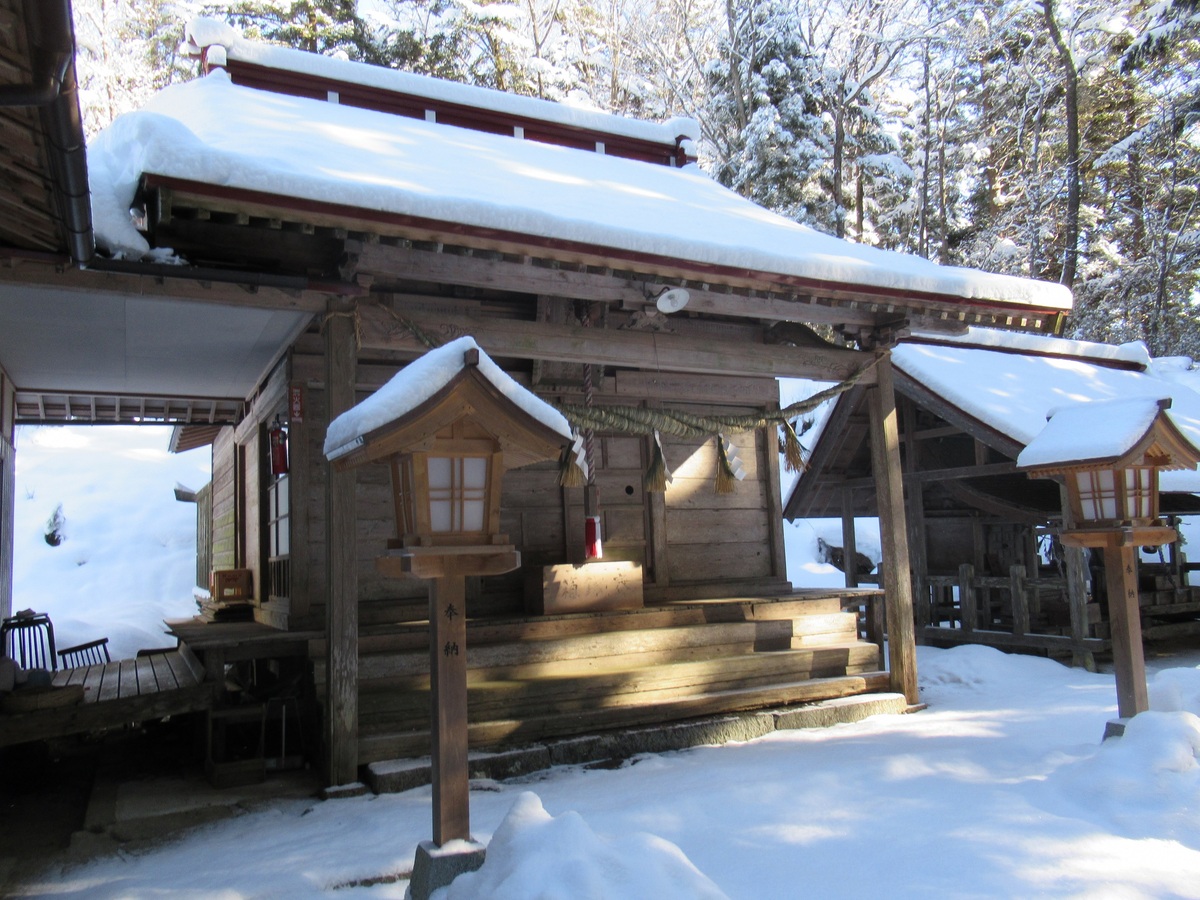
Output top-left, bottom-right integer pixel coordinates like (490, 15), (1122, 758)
(1016, 397), (1171, 469)
(892, 329), (1200, 491)
(322, 336), (572, 460)
(87, 69), (1072, 312)
(182, 17), (698, 148)
(910, 327), (1152, 368)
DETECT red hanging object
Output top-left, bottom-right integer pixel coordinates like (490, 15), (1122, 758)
(269, 419), (289, 476)
(585, 515), (603, 560)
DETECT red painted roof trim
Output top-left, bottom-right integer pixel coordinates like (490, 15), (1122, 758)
(223, 60), (692, 168)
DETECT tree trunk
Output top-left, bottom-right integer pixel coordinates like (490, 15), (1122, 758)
(1042, 0), (1081, 287)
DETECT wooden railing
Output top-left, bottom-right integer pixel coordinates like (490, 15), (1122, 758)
(922, 563), (1102, 654)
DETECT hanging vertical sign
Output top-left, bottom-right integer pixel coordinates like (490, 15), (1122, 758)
(289, 383), (305, 423)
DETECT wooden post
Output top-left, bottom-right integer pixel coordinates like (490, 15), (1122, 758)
(1060, 484), (1094, 670)
(900, 397), (928, 632)
(867, 355), (919, 705)
(841, 492), (859, 590)
(0, 435), (14, 621)
(325, 298), (359, 786)
(430, 575), (470, 844)
(1010, 564), (1030, 636)
(958, 563), (976, 633)
(1103, 543), (1149, 719)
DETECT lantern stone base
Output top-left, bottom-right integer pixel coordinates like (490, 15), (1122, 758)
(408, 838), (486, 900)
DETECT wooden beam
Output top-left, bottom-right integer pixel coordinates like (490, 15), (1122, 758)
(0, 254), (332, 314)
(325, 297), (359, 786)
(867, 355), (919, 704)
(342, 240), (1046, 332)
(357, 302), (877, 382)
(892, 368), (1025, 461)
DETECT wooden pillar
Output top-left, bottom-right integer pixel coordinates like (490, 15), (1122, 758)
(867, 355), (919, 705)
(1060, 485), (1093, 669)
(430, 575), (470, 844)
(0, 359), (15, 620)
(958, 563), (976, 633)
(1, 435), (14, 621)
(1010, 564), (1030, 636)
(325, 298), (359, 786)
(900, 398), (928, 632)
(841, 492), (859, 590)
(762, 425), (788, 581)
(1104, 543), (1149, 719)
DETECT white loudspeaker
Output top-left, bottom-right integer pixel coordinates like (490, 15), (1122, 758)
(655, 288), (690, 314)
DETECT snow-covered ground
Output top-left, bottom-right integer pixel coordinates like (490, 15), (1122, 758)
(11, 425), (211, 660)
(8, 425), (1200, 898)
(8, 643), (1200, 898)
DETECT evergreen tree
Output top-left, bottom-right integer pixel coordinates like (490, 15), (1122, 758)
(703, 0), (834, 228)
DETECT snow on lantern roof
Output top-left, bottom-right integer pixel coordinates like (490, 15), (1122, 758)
(1017, 397), (1200, 474)
(181, 17), (699, 153)
(323, 336), (572, 463)
(87, 40), (1073, 313)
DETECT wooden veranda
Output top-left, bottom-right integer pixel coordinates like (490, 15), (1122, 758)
(0, 647), (211, 748)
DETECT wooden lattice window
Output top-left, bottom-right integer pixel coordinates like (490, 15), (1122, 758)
(267, 473), (290, 600)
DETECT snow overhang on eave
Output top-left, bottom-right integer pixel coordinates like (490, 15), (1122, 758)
(139, 173), (1071, 335)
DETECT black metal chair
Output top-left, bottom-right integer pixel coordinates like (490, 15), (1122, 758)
(2, 611), (111, 671)
(58, 637), (111, 668)
(2, 611), (57, 671)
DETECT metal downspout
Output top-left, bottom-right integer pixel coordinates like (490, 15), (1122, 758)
(0, 0), (94, 266)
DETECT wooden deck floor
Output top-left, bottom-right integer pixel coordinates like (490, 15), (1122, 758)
(0, 648), (213, 748)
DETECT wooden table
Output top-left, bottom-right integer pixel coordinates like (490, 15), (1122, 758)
(164, 617), (319, 682)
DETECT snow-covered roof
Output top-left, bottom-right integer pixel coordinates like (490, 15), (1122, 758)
(182, 17), (698, 150)
(893, 329), (1200, 491)
(323, 336), (572, 460)
(87, 60), (1072, 312)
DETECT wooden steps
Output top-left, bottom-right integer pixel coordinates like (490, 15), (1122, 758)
(311, 591), (887, 765)
(358, 672), (892, 763)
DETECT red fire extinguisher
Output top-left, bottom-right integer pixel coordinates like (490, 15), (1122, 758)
(269, 417), (289, 476)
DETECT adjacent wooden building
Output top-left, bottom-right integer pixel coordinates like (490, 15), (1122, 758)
(785, 330), (1200, 666)
(0, 9), (1076, 783)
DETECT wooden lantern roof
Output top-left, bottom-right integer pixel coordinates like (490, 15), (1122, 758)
(1017, 397), (1200, 478)
(325, 337), (572, 472)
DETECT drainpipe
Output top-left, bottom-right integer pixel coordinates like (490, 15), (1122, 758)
(0, 0), (94, 267)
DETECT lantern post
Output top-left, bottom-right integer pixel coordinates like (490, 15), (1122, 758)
(1018, 397), (1200, 735)
(324, 338), (572, 898)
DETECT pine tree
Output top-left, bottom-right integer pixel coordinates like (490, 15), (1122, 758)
(703, 0), (834, 228)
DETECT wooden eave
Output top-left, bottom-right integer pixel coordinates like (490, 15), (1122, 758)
(333, 365), (569, 472)
(221, 59), (690, 168)
(13, 389), (245, 425)
(140, 174), (1067, 336)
